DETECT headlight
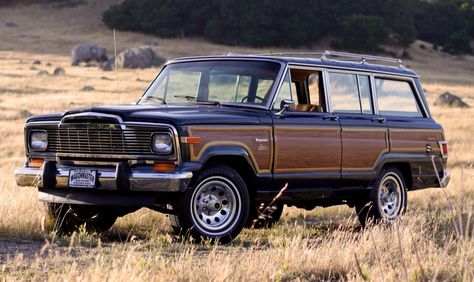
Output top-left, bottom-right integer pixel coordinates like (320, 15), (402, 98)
(30, 130), (48, 151)
(152, 133), (173, 154)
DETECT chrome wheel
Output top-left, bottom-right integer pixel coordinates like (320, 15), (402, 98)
(190, 176), (241, 236)
(377, 173), (402, 220)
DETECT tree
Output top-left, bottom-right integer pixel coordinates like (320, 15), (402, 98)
(340, 14), (389, 52)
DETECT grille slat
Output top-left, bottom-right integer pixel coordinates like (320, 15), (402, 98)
(45, 124), (167, 155)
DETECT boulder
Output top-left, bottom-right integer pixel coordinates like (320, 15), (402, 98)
(53, 67), (66, 76)
(81, 85), (95, 92)
(37, 70), (49, 76)
(116, 47), (165, 69)
(5, 21), (17, 27)
(99, 58), (114, 71)
(32, 60), (41, 65)
(71, 44), (108, 66)
(434, 92), (469, 108)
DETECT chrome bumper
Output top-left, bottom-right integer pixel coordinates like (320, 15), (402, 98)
(14, 164), (193, 192)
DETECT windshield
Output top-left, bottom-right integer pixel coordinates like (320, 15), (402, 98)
(139, 60), (282, 106)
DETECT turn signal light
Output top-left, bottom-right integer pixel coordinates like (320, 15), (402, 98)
(181, 137), (201, 144)
(29, 158), (44, 168)
(153, 162), (176, 173)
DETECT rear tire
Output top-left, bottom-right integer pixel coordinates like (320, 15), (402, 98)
(169, 165), (249, 243)
(356, 168), (407, 227)
(46, 203), (117, 234)
(246, 202), (284, 229)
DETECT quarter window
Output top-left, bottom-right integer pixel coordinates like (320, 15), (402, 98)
(328, 72), (373, 114)
(375, 79), (423, 117)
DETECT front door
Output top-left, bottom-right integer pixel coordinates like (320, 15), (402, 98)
(272, 67), (342, 191)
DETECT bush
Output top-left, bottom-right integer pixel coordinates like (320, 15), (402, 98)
(443, 29), (473, 55)
(340, 15), (389, 52)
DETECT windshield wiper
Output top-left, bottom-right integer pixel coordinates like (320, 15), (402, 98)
(174, 95), (221, 107)
(141, 96), (167, 104)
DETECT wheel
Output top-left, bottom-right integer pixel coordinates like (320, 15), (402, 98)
(355, 168), (407, 227)
(45, 203), (117, 234)
(169, 165), (249, 243)
(246, 202), (284, 229)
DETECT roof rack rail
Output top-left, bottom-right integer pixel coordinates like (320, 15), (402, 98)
(252, 50), (403, 67)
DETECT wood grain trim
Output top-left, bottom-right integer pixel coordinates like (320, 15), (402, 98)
(188, 125), (273, 174)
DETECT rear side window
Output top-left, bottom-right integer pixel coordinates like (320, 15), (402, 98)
(375, 79), (423, 117)
(328, 72), (373, 114)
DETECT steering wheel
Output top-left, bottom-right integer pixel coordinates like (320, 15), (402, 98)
(240, 96), (264, 103)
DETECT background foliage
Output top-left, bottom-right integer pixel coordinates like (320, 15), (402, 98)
(102, 0), (473, 54)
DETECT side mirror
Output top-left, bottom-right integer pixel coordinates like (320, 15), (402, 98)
(276, 99), (295, 116)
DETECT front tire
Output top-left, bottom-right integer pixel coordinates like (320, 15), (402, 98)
(170, 165), (249, 243)
(46, 203), (117, 234)
(356, 168), (407, 227)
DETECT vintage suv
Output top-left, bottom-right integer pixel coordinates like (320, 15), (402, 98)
(15, 51), (450, 243)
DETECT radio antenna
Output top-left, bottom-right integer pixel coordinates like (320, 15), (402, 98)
(113, 28), (119, 104)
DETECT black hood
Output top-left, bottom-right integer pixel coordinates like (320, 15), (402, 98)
(27, 104), (269, 125)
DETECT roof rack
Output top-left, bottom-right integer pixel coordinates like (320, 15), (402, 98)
(228, 50), (404, 68)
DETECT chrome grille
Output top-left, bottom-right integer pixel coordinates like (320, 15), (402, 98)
(46, 125), (167, 155)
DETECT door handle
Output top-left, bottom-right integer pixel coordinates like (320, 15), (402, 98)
(371, 117), (386, 123)
(323, 115), (339, 121)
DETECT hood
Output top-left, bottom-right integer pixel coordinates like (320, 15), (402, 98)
(27, 104), (269, 125)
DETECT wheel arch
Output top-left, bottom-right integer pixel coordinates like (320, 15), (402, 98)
(379, 162), (413, 190)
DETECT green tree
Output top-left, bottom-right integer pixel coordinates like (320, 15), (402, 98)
(340, 14), (389, 52)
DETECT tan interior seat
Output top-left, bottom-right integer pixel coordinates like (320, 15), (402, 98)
(290, 104), (322, 112)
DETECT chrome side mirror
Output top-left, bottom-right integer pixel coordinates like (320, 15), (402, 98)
(275, 99), (295, 116)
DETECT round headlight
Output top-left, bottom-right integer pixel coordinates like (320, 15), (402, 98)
(30, 130), (48, 151)
(152, 133), (173, 154)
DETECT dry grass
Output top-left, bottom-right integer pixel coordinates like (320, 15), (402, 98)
(0, 1), (474, 281)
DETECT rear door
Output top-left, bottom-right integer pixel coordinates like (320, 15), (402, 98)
(326, 71), (389, 188)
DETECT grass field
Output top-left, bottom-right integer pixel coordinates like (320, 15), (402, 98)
(0, 1), (474, 281)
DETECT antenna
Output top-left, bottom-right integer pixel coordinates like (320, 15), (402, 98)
(113, 28), (119, 104)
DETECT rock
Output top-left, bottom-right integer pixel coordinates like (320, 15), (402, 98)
(81, 85), (95, 92)
(46, 62), (52, 66)
(144, 39), (159, 46)
(71, 44), (108, 66)
(100, 76), (113, 81)
(116, 47), (166, 69)
(37, 70), (49, 76)
(18, 110), (32, 118)
(99, 58), (115, 71)
(32, 60), (41, 65)
(434, 92), (469, 108)
(5, 21), (17, 27)
(53, 67), (66, 76)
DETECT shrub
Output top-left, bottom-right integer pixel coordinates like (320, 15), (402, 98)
(340, 15), (389, 52)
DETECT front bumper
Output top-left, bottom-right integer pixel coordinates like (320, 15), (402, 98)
(14, 162), (193, 192)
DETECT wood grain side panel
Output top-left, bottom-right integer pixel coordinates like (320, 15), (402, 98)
(188, 126), (272, 173)
(390, 129), (444, 154)
(341, 128), (388, 171)
(274, 126), (341, 173)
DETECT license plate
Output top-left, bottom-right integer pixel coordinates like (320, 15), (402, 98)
(68, 170), (97, 188)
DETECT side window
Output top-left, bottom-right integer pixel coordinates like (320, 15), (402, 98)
(273, 71), (292, 110)
(328, 72), (373, 114)
(376, 78), (423, 117)
(358, 75), (373, 114)
(329, 73), (360, 114)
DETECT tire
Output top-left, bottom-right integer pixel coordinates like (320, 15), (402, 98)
(246, 202), (284, 229)
(46, 203), (117, 234)
(169, 165), (249, 244)
(356, 167), (407, 227)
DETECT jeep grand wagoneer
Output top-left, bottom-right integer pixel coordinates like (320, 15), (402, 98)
(15, 51), (450, 243)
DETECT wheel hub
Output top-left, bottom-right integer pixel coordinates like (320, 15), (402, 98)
(378, 175), (402, 220)
(191, 177), (239, 233)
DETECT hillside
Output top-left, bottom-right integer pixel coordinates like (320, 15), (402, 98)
(0, 2), (473, 280)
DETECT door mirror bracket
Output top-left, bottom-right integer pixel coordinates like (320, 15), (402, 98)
(275, 99), (295, 116)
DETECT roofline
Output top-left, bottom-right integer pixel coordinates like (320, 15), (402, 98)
(166, 55), (418, 78)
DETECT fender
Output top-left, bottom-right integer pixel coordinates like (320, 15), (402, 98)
(194, 145), (258, 174)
